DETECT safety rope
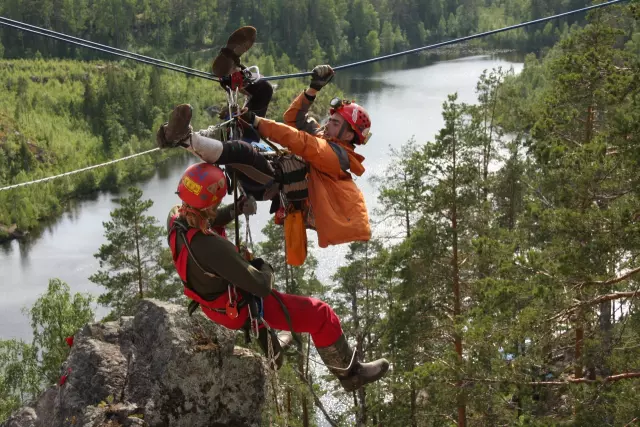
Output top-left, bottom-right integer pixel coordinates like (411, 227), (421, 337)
(0, 147), (159, 192)
(0, 0), (628, 82)
(263, 320), (289, 426)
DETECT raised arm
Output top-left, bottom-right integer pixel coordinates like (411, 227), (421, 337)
(283, 90), (321, 135)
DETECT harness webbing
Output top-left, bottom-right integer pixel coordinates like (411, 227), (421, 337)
(169, 216), (301, 348)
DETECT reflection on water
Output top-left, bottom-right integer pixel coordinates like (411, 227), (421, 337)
(334, 51), (526, 96)
(0, 55), (524, 341)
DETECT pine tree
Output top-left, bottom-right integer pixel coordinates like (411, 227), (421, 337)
(331, 240), (387, 425)
(89, 187), (171, 317)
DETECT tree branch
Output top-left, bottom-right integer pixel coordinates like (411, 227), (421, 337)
(580, 291), (640, 306)
(550, 289), (640, 321)
(293, 368), (339, 427)
(463, 372), (640, 386)
(623, 417), (639, 427)
(579, 266), (640, 288)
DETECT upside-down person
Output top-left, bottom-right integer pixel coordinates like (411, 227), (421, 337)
(167, 161), (389, 391)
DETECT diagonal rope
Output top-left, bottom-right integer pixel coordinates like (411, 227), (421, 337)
(0, 148), (160, 192)
(0, 17), (219, 81)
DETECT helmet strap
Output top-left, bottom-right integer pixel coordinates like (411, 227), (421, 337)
(337, 120), (354, 143)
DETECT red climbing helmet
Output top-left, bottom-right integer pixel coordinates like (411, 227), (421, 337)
(177, 162), (227, 209)
(329, 97), (372, 145)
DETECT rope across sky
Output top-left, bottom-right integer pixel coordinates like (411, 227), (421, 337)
(0, 148), (160, 192)
(0, 0), (629, 191)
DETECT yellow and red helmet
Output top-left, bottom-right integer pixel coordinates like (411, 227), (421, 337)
(177, 162), (227, 209)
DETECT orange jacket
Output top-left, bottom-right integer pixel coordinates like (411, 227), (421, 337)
(257, 91), (371, 248)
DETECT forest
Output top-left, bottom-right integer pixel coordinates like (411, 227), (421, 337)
(0, 0), (598, 239)
(1, 0), (593, 67)
(1, 0), (639, 426)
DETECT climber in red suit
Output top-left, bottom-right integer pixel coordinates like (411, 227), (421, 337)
(166, 162), (389, 392)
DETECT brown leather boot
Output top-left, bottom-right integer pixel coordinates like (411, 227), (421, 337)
(316, 334), (390, 392)
(212, 26), (257, 77)
(156, 104), (193, 148)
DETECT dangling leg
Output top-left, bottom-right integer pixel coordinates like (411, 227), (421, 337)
(262, 290), (390, 392)
(156, 104), (277, 199)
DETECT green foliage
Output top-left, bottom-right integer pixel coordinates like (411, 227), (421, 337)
(0, 52), (316, 239)
(354, 5), (640, 425)
(0, 340), (40, 422)
(25, 279), (94, 385)
(1, 278), (94, 422)
(89, 187), (178, 317)
(0, 0), (590, 69)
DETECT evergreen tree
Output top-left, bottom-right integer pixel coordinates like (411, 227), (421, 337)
(331, 240), (387, 425)
(89, 187), (172, 317)
(255, 220), (325, 426)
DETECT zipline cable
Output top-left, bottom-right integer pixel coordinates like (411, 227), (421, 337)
(0, 19), (219, 81)
(263, 0), (630, 80)
(0, 16), (216, 80)
(0, 0), (628, 82)
(0, 0), (629, 191)
(0, 148), (160, 192)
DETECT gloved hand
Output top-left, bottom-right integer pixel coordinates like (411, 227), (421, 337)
(310, 65), (334, 91)
(237, 195), (258, 216)
(249, 257), (273, 272)
(238, 108), (257, 128)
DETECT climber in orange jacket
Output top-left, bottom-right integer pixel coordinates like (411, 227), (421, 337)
(251, 64), (373, 248)
(157, 65), (373, 248)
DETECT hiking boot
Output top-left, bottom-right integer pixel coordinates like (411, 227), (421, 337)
(212, 26), (257, 77)
(316, 334), (390, 392)
(157, 104), (193, 148)
(258, 329), (293, 370)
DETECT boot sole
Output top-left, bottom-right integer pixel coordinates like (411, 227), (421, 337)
(340, 362), (390, 392)
(166, 105), (193, 142)
(212, 26), (257, 77)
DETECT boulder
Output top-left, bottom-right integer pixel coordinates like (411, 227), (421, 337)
(2, 299), (271, 427)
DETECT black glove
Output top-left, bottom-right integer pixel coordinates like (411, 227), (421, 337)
(249, 257), (272, 272)
(310, 64), (334, 91)
(238, 109), (257, 128)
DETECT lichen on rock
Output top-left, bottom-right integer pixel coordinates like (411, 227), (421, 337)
(2, 299), (271, 427)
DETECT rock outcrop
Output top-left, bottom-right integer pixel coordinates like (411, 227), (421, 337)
(2, 299), (270, 427)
